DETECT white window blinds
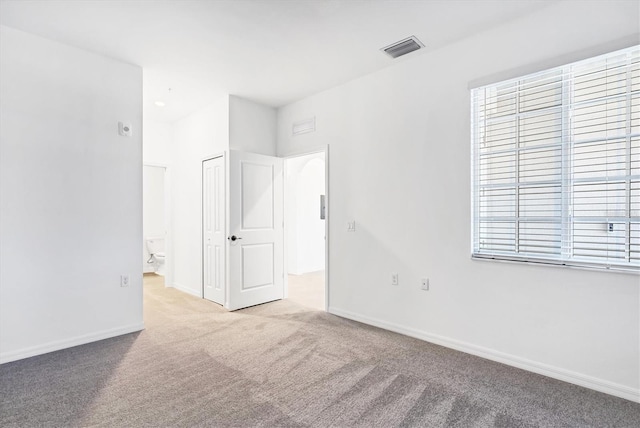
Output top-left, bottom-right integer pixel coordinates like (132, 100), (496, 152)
(471, 46), (640, 271)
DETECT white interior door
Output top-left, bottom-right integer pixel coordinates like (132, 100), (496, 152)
(228, 150), (284, 311)
(203, 156), (225, 305)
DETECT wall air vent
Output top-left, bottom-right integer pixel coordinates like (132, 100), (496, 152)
(381, 36), (424, 59)
(292, 117), (316, 136)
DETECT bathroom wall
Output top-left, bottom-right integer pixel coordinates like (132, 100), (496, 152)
(0, 25), (143, 363)
(143, 165), (166, 273)
(142, 118), (172, 280)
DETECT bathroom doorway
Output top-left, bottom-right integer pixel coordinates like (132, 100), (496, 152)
(143, 164), (168, 285)
(284, 151), (327, 311)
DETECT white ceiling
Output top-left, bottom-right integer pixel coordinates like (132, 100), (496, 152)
(0, 0), (557, 123)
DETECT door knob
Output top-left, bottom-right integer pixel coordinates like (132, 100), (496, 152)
(228, 235), (242, 241)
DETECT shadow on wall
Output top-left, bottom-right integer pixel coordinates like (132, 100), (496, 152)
(332, 218), (415, 317)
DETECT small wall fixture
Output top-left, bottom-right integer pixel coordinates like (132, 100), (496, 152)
(118, 121), (132, 137)
(292, 117), (316, 136)
(381, 36), (424, 59)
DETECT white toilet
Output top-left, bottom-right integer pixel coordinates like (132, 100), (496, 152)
(146, 237), (166, 276)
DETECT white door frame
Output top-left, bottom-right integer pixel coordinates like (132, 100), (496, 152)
(283, 146), (330, 312)
(143, 162), (172, 287)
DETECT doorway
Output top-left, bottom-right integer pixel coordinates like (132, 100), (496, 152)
(285, 151), (327, 311)
(202, 150), (285, 310)
(143, 164), (168, 286)
(200, 149), (327, 311)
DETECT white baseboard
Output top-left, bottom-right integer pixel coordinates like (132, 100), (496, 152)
(0, 322), (145, 365)
(170, 282), (202, 298)
(328, 307), (639, 403)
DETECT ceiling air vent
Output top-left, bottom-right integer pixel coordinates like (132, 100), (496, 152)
(381, 36), (424, 59)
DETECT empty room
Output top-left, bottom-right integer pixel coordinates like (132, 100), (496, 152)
(1, 0), (639, 426)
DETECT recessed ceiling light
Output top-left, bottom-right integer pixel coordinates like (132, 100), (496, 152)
(154, 101), (166, 107)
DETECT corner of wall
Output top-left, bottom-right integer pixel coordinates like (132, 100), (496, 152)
(228, 95), (277, 156)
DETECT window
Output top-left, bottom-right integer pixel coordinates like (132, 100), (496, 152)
(471, 46), (640, 271)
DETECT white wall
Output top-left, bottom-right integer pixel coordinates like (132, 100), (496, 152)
(229, 95), (277, 156)
(170, 97), (229, 296)
(0, 25), (143, 363)
(143, 119), (173, 165)
(277, 1), (640, 401)
(286, 153), (326, 274)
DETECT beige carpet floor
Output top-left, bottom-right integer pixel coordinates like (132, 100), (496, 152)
(1, 274), (639, 427)
(287, 271), (325, 311)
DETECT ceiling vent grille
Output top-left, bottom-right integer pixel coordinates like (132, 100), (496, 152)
(381, 36), (424, 59)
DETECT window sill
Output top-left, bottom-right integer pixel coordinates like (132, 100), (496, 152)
(471, 253), (640, 275)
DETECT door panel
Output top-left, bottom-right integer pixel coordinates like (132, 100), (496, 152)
(228, 150), (283, 310)
(203, 156), (225, 305)
(241, 243), (274, 289)
(241, 162), (274, 229)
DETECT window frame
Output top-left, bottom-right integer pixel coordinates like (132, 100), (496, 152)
(470, 46), (639, 273)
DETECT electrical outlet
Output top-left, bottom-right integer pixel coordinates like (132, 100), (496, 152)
(120, 274), (130, 287)
(421, 278), (429, 291)
(391, 273), (398, 286)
